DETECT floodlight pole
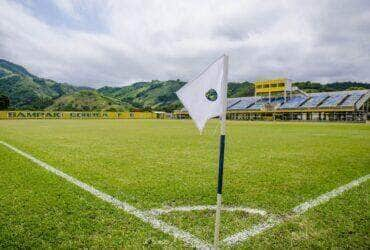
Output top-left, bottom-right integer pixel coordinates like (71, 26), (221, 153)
(214, 55), (228, 249)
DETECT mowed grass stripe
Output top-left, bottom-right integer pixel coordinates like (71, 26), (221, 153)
(0, 144), (199, 248)
(0, 141), (210, 248)
(0, 120), (368, 213)
(0, 119), (369, 247)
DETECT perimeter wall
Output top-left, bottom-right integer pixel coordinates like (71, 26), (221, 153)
(0, 111), (164, 119)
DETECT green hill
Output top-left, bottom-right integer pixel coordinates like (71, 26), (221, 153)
(98, 80), (370, 112)
(293, 81), (370, 93)
(98, 80), (185, 112)
(228, 81), (255, 97)
(0, 59), (88, 110)
(98, 80), (256, 112)
(46, 90), (130, 111)
(0, 59), (369, 112)
(0, 59), (35, 78)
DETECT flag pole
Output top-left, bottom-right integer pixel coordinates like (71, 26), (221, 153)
(214, 55), (228, 249)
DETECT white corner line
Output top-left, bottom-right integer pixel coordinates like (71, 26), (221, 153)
(148, 205), (267, 216)
(222, 216), (282, 246)
(292, 174), (370, 214)
(0, 141), (211, 249)
(222, 173), (370, 246)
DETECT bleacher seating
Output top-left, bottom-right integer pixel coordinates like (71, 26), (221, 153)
(300, 93), (328, 108)
(272, 97), (285, 104)
(227, 98), (242, 109)
(225, 90), (369, 112)
(228, 97), (259, 110)
(247, 97), (283, 110)
(279, 96), (308, 109)
(319, 93), (348, 108)
(339, 92), (365, 107)
(247, 102), (264, 110)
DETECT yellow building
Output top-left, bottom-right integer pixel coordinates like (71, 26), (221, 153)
(254, 78), (292, 101)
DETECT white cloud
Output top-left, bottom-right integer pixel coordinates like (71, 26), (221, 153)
(0, 0), (369, 87)
(52, 0), (80, 20)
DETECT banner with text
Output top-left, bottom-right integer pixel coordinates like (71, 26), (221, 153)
(0, 111), (161, 120)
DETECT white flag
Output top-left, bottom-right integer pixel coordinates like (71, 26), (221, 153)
(176, 55), (228, 133)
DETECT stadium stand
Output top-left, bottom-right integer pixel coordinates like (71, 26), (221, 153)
(174, 79), (370, 122)
(227, 98), (242, 109)
(300, 93), (328, 108)
(340, 91), (367, 107)
(247, 100), (265, 110)
(228, 97), (260, 110)
(319, 93), (348, 108)
(247, 97), (284, 110)
(279, 95), (308, 109)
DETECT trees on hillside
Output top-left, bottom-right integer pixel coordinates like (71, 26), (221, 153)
(0, 94), (10, 110)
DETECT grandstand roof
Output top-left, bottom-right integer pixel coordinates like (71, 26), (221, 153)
(227, 89), (369, 111)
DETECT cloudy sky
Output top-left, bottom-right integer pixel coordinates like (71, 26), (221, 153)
(0, 0), (369, 87)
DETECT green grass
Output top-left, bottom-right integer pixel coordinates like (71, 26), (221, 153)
(0, 120), (369, 248)
(159, 210), (265, 242)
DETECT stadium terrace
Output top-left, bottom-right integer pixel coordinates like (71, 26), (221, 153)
(175, 78), (370, 122)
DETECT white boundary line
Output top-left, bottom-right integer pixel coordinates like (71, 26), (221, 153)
(148, 205), (267, 216)
(223, 174), (370, 246)
(293, 174), (370, 214)
(0, 141), (211, 249)
(2, 140), (369, 248)
(222, 216), (282, 246)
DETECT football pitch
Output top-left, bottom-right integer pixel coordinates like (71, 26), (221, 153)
(0, 119), (369, 248)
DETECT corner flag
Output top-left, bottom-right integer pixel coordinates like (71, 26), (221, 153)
(176, 55), (229, 248)
(176, 55), (228, 133)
